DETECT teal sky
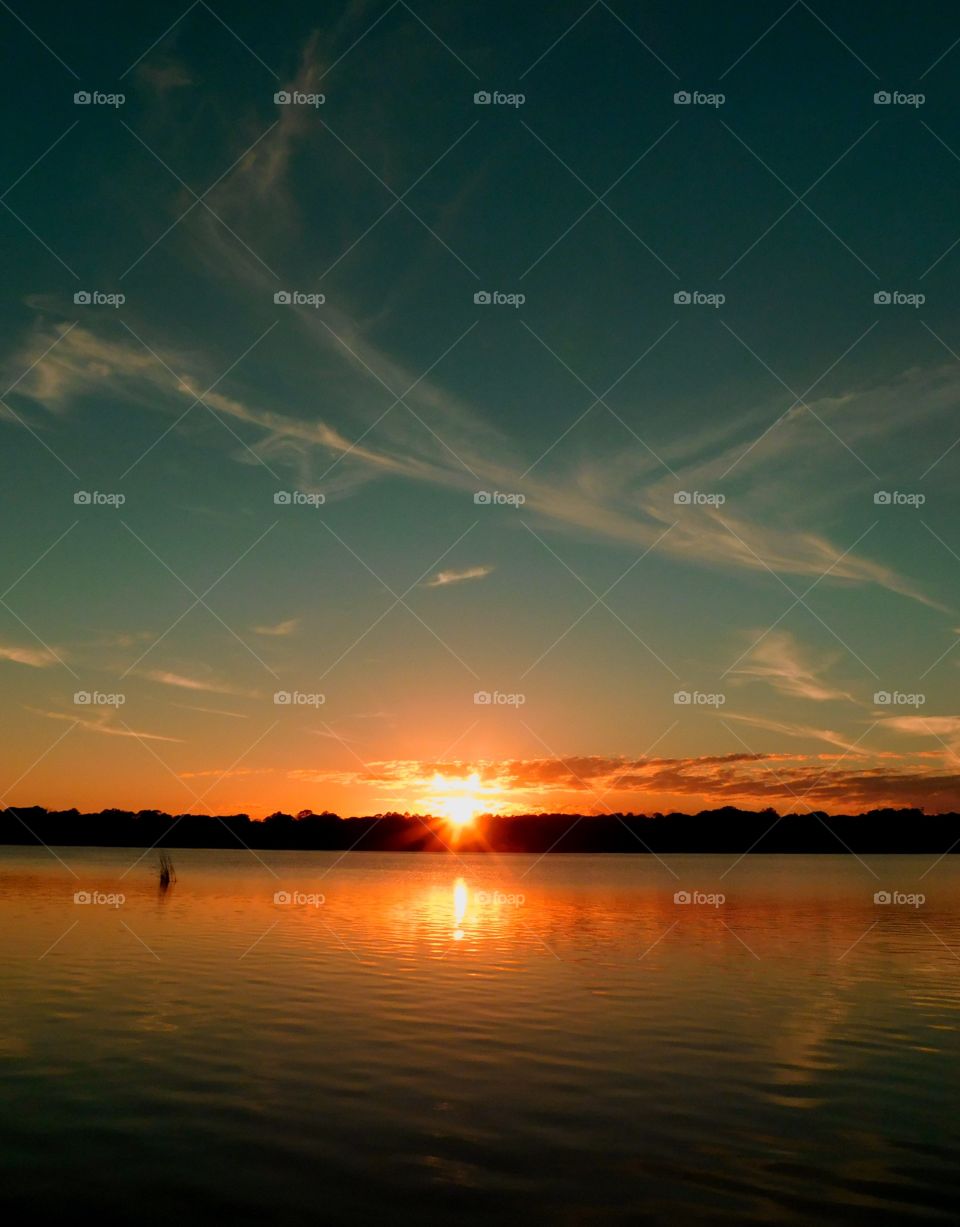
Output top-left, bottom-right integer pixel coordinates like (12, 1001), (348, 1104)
(4, 0), (960, 818)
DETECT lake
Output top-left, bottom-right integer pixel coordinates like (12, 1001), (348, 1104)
(1, 847), (959, 1223)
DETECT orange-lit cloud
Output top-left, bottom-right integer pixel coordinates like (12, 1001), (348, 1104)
(283, 750), (960, 814)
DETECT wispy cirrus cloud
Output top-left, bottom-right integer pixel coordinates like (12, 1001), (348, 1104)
(171, 703), (250, 719)
(882, 716), (960, 737)
(722, 711), (863, 753)
(31, 708), (182, 742)
(4, 27), (951, 619)
(424, 565), (492, 588)
(0, 642), (62, 668)
(730, 631), (853, 703)
(251, 617), (299, 636)
(141, 669), (255, 698)
(878, 715), (960, 761)
(11, 313), (938, 611)
(136, 58), (192, 94)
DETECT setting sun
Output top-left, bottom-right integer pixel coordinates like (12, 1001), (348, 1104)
(426, 772), (486, 828)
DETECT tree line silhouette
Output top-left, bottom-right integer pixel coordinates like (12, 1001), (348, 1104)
(2, 805), (959, 853)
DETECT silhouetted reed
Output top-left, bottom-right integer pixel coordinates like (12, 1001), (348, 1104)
(158, 852), (176, 889)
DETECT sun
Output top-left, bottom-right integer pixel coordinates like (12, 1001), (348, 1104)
(443, 795), (480, 827)
(427, 771), (486, 829)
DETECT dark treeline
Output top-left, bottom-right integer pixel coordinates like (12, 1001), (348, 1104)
(2, 805), (960, 853)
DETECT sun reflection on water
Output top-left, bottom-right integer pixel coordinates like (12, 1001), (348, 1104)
(453, 877), (468, 940)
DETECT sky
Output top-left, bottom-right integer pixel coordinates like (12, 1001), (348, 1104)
(3, 0), (960, 820)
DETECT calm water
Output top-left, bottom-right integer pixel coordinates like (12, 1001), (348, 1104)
(1, 847), (959, 1224)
